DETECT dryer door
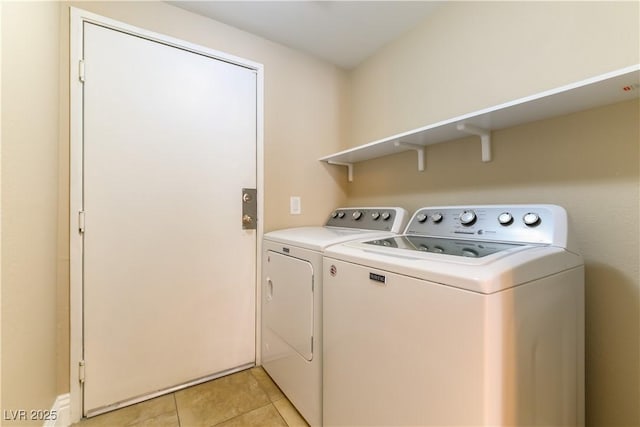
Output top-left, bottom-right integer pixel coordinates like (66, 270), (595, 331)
(264, 251), (314, 360)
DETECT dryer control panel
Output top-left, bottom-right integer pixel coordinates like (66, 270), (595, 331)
(405, 205), (568, 246)
(326, 207), (407, 233)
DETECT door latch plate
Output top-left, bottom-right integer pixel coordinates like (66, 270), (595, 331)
(242, 188), (257, 230)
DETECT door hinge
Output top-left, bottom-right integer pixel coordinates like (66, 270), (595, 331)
(79, 360), (86, 383)
(78, 211), (85, 233)
(79, 60), (85, 83)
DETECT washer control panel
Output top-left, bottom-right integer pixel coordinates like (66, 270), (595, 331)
(405, 205), (564, 245)
(326, 207), (407, 233)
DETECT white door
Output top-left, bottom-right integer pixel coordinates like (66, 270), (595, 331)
(82, 22), (257, 414)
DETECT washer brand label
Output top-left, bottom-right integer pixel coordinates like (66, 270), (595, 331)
(282, 247), (290, 253)
(369, 272), (386, 284)
(329, 265), (337, 277)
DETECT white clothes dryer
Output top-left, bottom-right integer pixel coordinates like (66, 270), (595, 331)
(323, 204), (584, 427)
(261, 207), (408, 427)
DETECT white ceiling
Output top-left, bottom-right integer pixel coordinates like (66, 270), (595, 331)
(168, 1), (441, 69)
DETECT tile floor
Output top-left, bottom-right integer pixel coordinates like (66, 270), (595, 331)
(75, 367), (309, 427)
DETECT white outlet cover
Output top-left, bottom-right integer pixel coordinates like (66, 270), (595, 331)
(290, 196), (301, 215)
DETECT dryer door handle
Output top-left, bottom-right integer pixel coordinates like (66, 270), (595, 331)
(266, 278), (274, 301)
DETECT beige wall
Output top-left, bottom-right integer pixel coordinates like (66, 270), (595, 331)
(345, 2), (639, 426)
(348, 1), (639, 147)
(0, 0), (4, 418)
(2, 0), (348, 422)
(1, 1), (61, 421)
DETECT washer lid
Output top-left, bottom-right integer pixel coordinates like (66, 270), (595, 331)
(365, 235), (525, 258)
(264, 226), (399, 252)
(325, 239), (583, 294)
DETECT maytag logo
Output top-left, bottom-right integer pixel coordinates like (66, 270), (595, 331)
(369, 272), (386, 284)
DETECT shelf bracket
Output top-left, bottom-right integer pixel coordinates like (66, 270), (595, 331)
(394, 141), (425, 171)
(456, 123), (492, 162)
(328, 160), (354, 182)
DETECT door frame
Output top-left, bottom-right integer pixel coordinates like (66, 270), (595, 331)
(69, 7), (264, 422)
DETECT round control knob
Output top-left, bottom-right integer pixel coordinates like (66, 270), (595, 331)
(352, 211), (363, 220)
(381, 212), (391, 221)
(462, 248), (479, 258)
(523, 212), (541, 227)
(371, 212), (380, 220)
(459, 210), (477, 226)
(337, 211), (345, 218)
(431, 213), (443, 223)
(416, 213), (428, 223)
(498, 212), (513, 226)
(331, 211), (339, 218)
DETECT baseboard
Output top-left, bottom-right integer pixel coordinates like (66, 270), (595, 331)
(44, 393), (70, 427)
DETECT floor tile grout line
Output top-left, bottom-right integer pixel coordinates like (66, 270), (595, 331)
(173, 393), (182, 427)
(250, 367), (276, 402)
(273, 398), (309, 427)
(271, 401), (292, 427)
(250, 367), (286, 403)
(210, 402), (279, 427)
(272, 403), (290, 427)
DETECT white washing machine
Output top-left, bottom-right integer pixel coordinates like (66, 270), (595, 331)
(323, 204), (584, 427)
(261, 207), (408, 427)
